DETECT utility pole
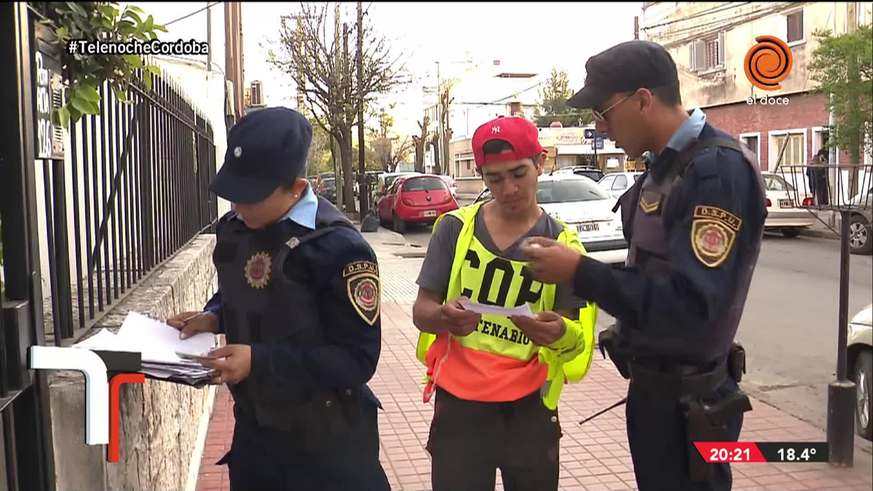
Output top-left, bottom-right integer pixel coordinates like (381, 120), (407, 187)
(827, 2), (858, 467)
(343, 22), (354, 213)
(356, 1), (367, 216)
(206, 1), (212, 72)
(435, 61), (442, 174)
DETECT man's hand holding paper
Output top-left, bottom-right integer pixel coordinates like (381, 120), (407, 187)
(510, 311), (566, 346)
(440, 297), (481, 337)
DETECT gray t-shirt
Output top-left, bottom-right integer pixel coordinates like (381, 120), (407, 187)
(416, 206), (587, 313)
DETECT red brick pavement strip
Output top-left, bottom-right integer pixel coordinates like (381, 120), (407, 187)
(195, 300), (873, 491)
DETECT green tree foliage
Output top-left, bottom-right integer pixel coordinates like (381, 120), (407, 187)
(35, 2), (166, 127)
(534, 67), (592, 127)
(809, 24), (873, 167)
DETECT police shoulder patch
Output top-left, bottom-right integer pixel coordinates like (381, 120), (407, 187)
(344, 261), (380, 326)
(691, 206), (742, 268)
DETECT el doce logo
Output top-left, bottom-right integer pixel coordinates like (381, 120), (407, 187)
(744, 35), (793, 91)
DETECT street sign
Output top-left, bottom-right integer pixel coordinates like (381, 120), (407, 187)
(583, 128), (595, 139)
(595, 136), (604, 150)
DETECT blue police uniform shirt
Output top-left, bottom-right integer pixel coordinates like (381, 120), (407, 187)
(665, 108), (706, 151)
(571, 114), (765, 355)
(203, 186), (383, 396)
(229, 183), (318, 229)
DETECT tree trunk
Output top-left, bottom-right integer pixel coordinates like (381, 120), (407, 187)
(339, 127), (356, 213)
(431, 133), (442, 175)
(330, 134), (340, 206)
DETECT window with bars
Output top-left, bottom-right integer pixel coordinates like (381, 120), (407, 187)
(741, 135), (759, 159)
(787, 10), (803, 43)
(690, 32), (725, 72)
(771, 133), (805, 169)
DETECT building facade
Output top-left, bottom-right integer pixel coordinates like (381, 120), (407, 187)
(641, 1), (871, 171)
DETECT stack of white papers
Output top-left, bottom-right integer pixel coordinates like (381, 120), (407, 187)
(73, 311), (217, 387)
(457, 298), (536, 318)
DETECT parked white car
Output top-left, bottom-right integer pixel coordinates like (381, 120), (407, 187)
(762, 172), (815, 238)
(849, 304), (872, 440)
(475, 174), (628, 264)
(377, 172), (421, 196)
(598, 172), (644, 200)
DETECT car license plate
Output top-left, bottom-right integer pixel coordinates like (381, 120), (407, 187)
(577, 222), (599, 232)
(422, 210), (437, 218)
(779, 199), (793, 208)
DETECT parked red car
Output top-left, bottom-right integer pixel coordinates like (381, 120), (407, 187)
(377, 174), (459, 233)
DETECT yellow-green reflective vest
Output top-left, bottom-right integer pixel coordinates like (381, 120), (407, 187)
(415, 201), (597, 409)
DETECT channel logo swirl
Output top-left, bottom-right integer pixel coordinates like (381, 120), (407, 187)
(744, 35), (793, 91)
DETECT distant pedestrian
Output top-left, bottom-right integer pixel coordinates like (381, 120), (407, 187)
(808, 148), (830, 205)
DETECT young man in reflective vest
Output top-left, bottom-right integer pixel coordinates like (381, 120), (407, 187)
(412, 116), (597, 491)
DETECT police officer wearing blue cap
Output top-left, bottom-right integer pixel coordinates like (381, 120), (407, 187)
(167, 107), (390, 490)
(521, 41), (767, 490)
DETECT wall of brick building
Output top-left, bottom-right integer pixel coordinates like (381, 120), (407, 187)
(701, 92), (850, 171)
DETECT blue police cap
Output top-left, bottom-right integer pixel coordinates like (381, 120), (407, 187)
(209, 107), (313, 204)
(567, 40), (679, 109)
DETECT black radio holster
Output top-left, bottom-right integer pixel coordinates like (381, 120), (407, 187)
(598, 326), (632, 380)
(728, 342), (747, 383)
(681, 388), (753, 481)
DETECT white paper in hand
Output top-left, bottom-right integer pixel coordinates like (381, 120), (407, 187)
(457, 298), (536, 318)
(116, 311), (216, 365)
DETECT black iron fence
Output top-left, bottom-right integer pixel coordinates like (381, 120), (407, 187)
(41, 69), (217, 346)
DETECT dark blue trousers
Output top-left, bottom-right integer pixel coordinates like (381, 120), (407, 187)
(218, 396), (390, 491)
(626, 378), (744, 491)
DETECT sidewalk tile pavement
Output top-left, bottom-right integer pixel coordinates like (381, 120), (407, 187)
(195, 236), (872, 491)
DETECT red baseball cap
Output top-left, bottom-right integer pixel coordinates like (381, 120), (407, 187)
(472, 116), (545, 168)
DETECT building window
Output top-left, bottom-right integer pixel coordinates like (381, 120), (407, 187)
(740, 134), (759, 159)
(786, 10), (803, 43)
(690, 32), (725, 72)
(771, 132), (805, 169)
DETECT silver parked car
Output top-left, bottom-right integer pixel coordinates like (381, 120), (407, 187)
(848, 187), (872, 255)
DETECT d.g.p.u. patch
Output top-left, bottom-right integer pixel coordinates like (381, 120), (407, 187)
(344, 261), (380, 326)
(690, 206), (742, 268)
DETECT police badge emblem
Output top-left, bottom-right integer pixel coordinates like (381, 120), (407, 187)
(343, 261), (380, 326)
(691, 206), (741, 268)
(244, 252), (272, 289)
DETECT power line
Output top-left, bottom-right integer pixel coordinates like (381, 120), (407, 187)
(163, 2), (222, 28)
(652, 2), (799, 47)
(641, 2), (753, 31)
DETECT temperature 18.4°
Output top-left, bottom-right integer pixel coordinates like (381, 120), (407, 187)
(758, 442), (828, 462)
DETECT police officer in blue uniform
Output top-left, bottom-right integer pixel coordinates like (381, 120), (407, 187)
(167, 107), (390, 491)
(521, 41), (767, 490)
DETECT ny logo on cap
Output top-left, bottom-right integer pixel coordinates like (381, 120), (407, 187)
(491, 126), (501, 134)
(233, 146), (243, 158)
